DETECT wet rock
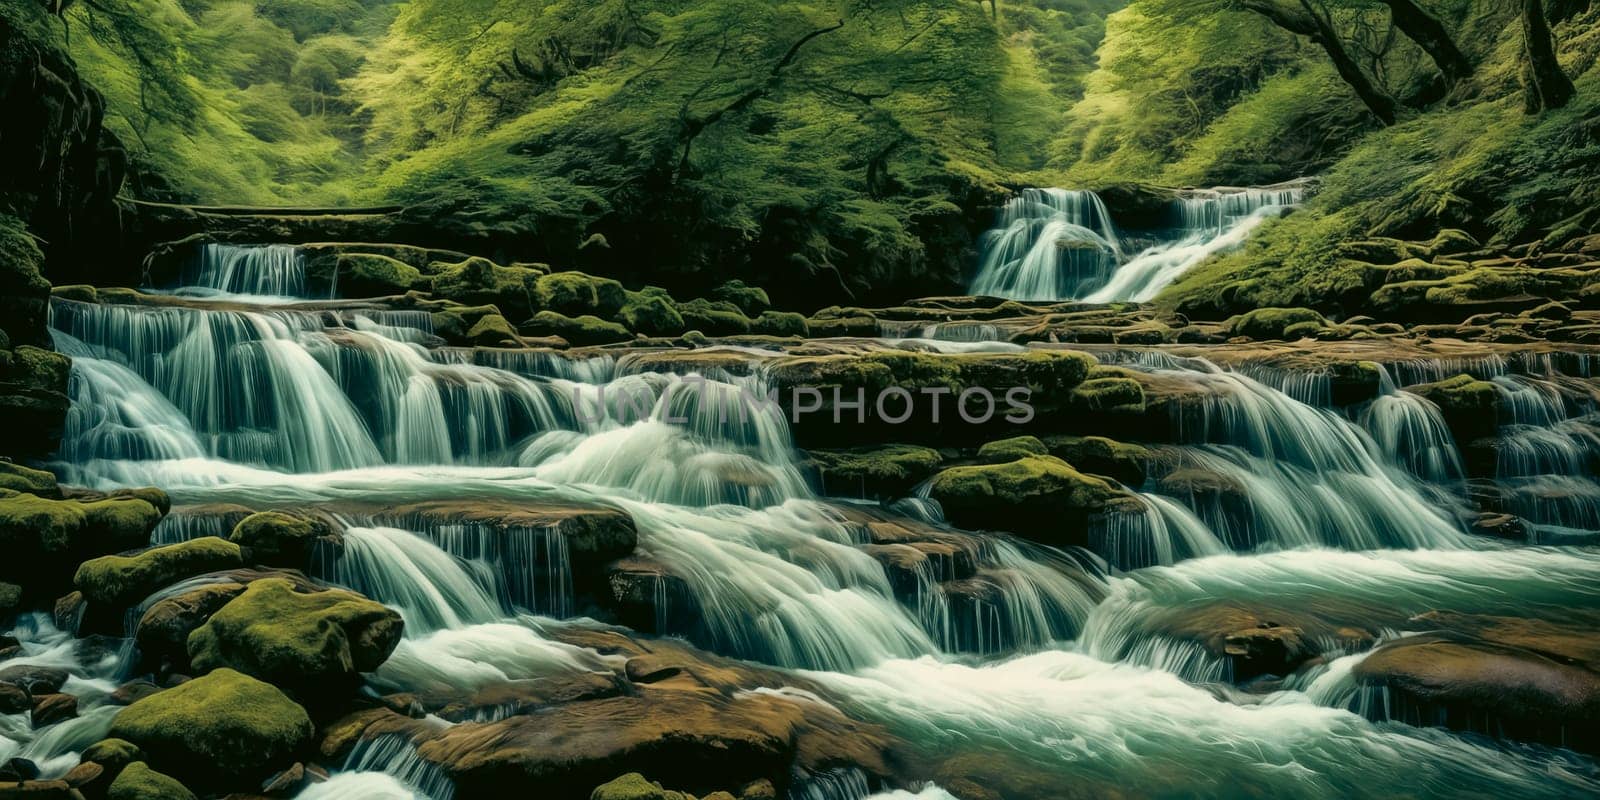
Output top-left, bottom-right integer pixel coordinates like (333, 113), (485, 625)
(1069, 376), (1145, 414)
(1225, 308), (1328, 341)
(710, 280), (772, 317)
(229, 511), (339, 570)
(60, 761), (102, 787)
(1, 757), (40, 781)
(110, 668), (313, 791)
(802, 445), (943, 499)
(0, 778), (72, 798)
(261, 762), (310, 796)
(0, 491), (164, 600)
(602, 558), (698, 635)
(0, 681), (30, 713)
(188, 579), (403, 701)
(81, 738), (145, 772)
(616, 290), (686, 337)
(30, 692), (77, 726)
(74, 537), (243, 610)
(590, 772), (694, 800)
(1407, 374), (1501, 440)
(429, 257), (546, 321)
(106, 761), (197, 800)
(1355, 633), (1600, 753)
(135, 583), (248, 675)
(110, 680), (163, 706)
(465, 313), (522, 347)
(534, 271), (627, 319)
(0, 462), (59, 498)
(0, 664), (67, 695)
(1468, 512), (1528, 541)
(1041, 435), (1149, 486)
(976, 436), (1047, 462)
(926, 455), (1131, 542)
(520, 311), (633, 345)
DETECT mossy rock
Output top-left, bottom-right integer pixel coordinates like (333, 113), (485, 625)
(1427, 229), (1481, 257)
(616, 291), (686, 336)
(107, 761), (196, 800)
(229, 511), (335, 570)
(751, 311), (807, 337)
(466, 313), (521, 347)
(188, 579), (403, 699)
(1041, 435), (1149, 486)
(1225, 308), (1328, 340)
(1070, 377), (1146, 413)
(1407, 374), (1501, 440)
(75, 537), (243, 609)
(109, 668), (312, 791)
(331, 253), (422, 298)
(429, 304), (503, 344)
(675, 299), (751, 336)
(0, 493), (165, 595)
(805, 445), (944, 499)
(0, 461), (59, 496)
(50, 284), (99, 303)
(709, 280), (771, 316)
(430, 257), (542, 320)
(83, 738), (144, 770)
(534, 271), (627, 318)
(927, 455), (1130, 542)
(0, 214), (51, 348)
(591, 772), (692, 800)
(977, 436), (1048, 462)
(520, 311), (632, 346)
(806, 314), (878, 337)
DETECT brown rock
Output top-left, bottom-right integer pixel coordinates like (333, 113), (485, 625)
(30, 693), (77, 726)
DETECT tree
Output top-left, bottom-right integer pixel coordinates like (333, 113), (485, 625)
(1520, 0), (1575, 112)
(1239, 0), (1398, 124)
(1378, 0), (1473, 85)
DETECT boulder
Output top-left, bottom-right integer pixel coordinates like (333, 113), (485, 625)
(228, 511), (337, 570)
(30, 692), (77, 726)
(976, 436), (1047, 463)
(616, 291), (686, 337)
(74, 537), (243, 610)
(187, 579), (403, 699)
(106, 761), (196, 800)
(109, 668), (313, 790)
(750, 311), (807, 338)
(430, 257), (545, 320)
(466, 314), (522, 347)
(520, 311), (632, 346)
(0, 492), (164, 598)
(1406, 374), (1501, 440)
(926, 455), (1131, 542)
(534, 271), (627, 319)
(803, 445), (943, 499)
(326, 253), (422, 297)
(591, 773), (693, 800)
(0, 461), (59, 497)
(675, 299), (752, 336)
(1041, 435), (1149, 487)
(135, 582), (248, 675)
(601, 558), (698, 636)
(1225, 308), (1328, 341)
(0, 664), (68, 695)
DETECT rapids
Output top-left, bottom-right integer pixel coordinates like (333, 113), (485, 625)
(8, 243), (1600, 798)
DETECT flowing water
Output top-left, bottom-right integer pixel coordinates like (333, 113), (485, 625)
(9, 243), (1600, 798)
(970, 181), (1309, 302)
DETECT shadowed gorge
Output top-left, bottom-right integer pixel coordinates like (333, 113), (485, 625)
(3, 0), (1600, 799)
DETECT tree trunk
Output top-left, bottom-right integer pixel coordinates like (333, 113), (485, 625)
(1380, 0), (1474, 85)
(1240, 0), (1398, 124)
(1521, 0), (1575, 112)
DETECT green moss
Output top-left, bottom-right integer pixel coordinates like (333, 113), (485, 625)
(109, 668), (313, 788)
(333, 253), (422, 297)
(520, 311), (633, 346)
(751, 311), (808, 337)
(0, 493), (163, 559)
(1226, 308), (1329, 340)
(1071, 377), (1146, 413)
(229, 511), (332, 569)
(13, 345), (71, 390)
(591, 773), (692, 800)
(0, 214), (50, 348)
(977, 436), (1048, 462)
(188, 579), (403, 697)
(616, 291), (686, 336)
(429, 257), (542, 320)
(50, 284), (99, 303)
(927, 455), (1129, 541)
(75, 537), (244, 609)
(428, 304), (502, 344)
(0, 462), (58, 496)
(709, 280), (771, 316)
(806, 315), (879, 338)
(806, 445), (944, 498)
(1041, 435), (1149, 486)
(466, 314), (521, 347)
(82, 737), (144, 769)
(108, 761), (197, 800)
(675, 299), (752, 336)
(534, 272), (627, 318)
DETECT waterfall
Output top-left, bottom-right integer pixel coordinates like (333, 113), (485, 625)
(179, 243), (310, 298)
(971, 181), (1307, 302)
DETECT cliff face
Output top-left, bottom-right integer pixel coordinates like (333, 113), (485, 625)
(0, 15), (130, 287)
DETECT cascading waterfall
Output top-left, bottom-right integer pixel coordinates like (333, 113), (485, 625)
(26, 243), (1600, 798)
(179, 243), (311, 299)
(971, 181), (1308, 302)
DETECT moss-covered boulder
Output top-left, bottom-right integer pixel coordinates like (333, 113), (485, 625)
(805, 313), (878, 337)
(804, 445), (944, 499)
(0, 492), (165, 599)
(136, 583), (248, 675)
(188, 579), (403, 699)
(228, 511), (336, 570)
(107, 762), (196, 800)
(466, 313), (521, 347)
(926, 455), (1131, 542)
(1407, 374), (1501, 440)
(109, 668), (313, 790)
(535, 271), (627, 318)
(75, 537), (243, 609)
(1070, 377), (1146, 413)
(430, 257), (543, 320)
(520, 311), (632, 346)
(1041, 435), (1149, 487)
(0, 461), (58, 496)
(329, 253), (422, 298)
(616, 291), (686, 336)
(977, 436), (1048, 463)
(82, 737), (144, 771)
(709, 280), (771, 316)
(751, 311), (807, 337)
(591, 772), (693, 800)
(675, 299), (751, 336)
(1225, 308), (1328, 341)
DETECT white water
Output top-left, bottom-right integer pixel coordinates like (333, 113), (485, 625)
(971, 182), (1307, 302)
(27, 245), (1600, 797)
